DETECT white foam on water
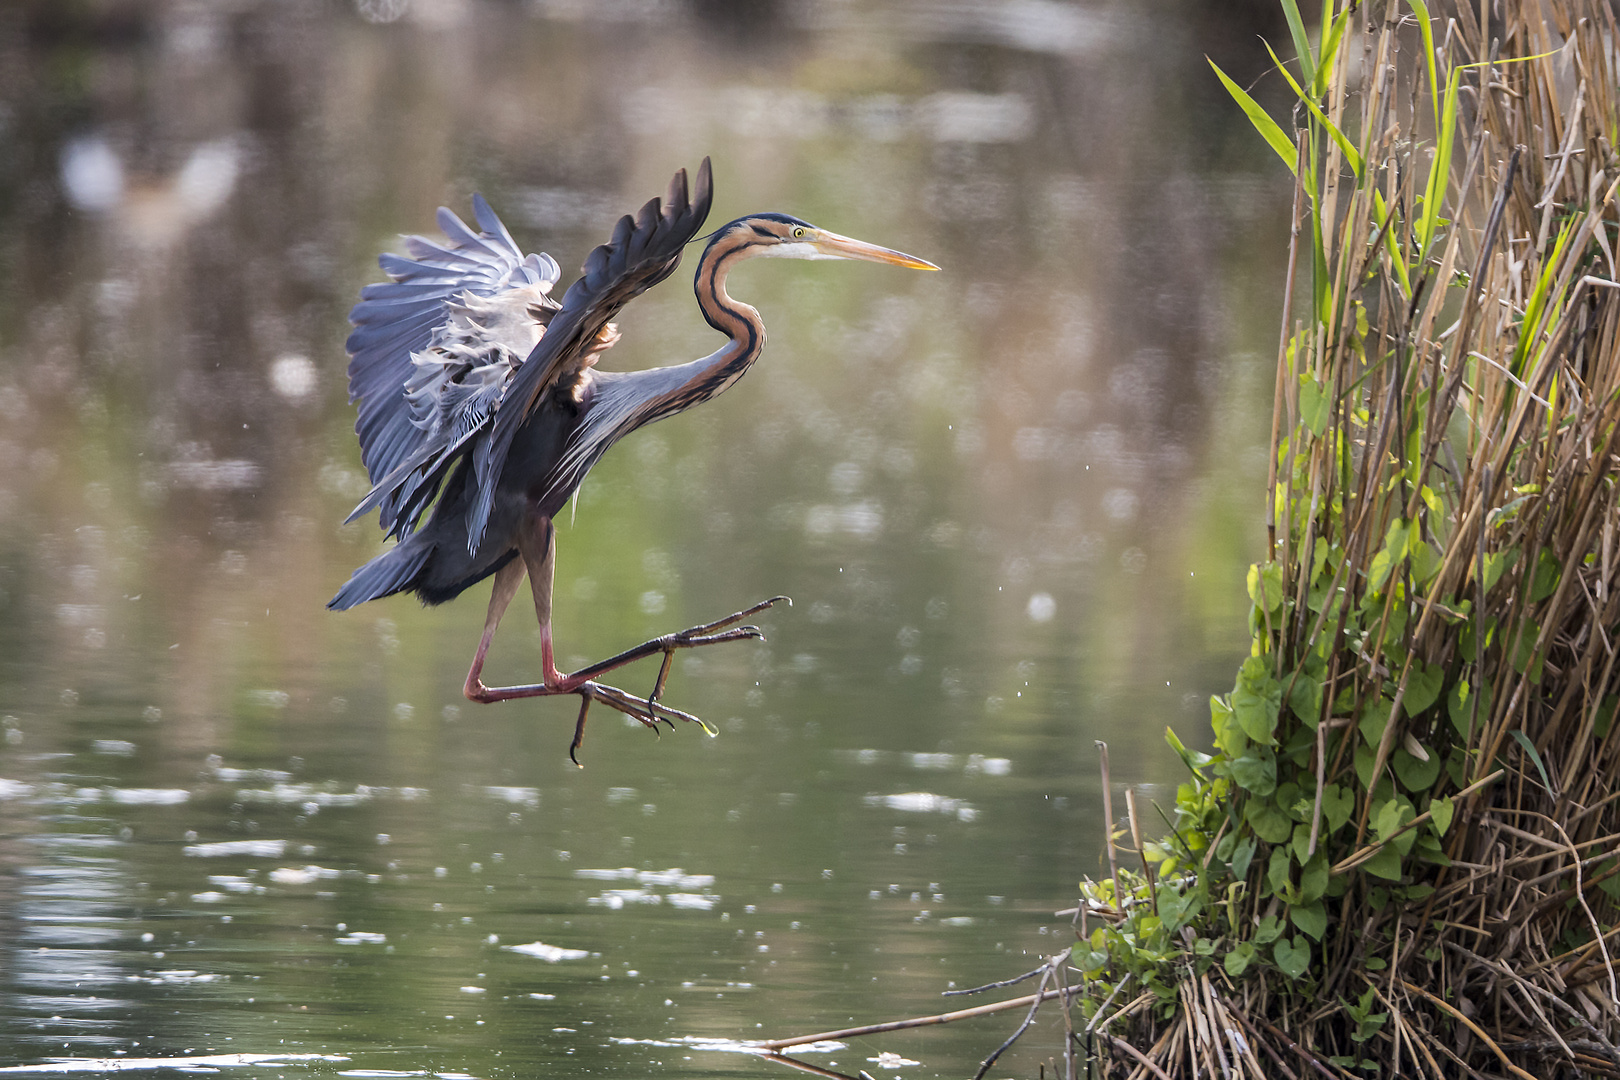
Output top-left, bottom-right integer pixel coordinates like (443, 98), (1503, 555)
(0, 1052), (346, 1073)
(108, 788), (189, 805)
(183, 839), (287, 858)
(504, 941), (588, 962)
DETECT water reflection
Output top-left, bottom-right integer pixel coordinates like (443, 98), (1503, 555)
(1, 0), (1287, 1075)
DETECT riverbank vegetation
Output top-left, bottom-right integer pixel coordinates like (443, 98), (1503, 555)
(1069, 1), (1620, 1076)
(758, 3), (1620, 1075)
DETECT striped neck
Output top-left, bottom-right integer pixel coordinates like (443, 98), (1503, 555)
(602, 227), (769, 435)
(694, 226), (766, 374)
(639, 227), (768, 415)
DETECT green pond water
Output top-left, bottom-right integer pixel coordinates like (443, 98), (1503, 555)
(0, 1), (1290, 1076)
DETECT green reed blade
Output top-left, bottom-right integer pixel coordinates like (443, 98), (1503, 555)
(1264, 40), (1364, 182)
(1210, 59), (1299, 175)
(1280, 0), (1316, 89)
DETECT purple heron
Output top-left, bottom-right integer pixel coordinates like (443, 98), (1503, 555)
(329, 159), (937, 761)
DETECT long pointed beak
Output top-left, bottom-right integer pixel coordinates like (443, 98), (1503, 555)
(812, 230), (940, 270)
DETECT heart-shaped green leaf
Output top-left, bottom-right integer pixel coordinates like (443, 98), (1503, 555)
(1358, 696), (1392, 747)
(1248, 561), (1286, 612)
(1394, 744), (1441, 792)
(1268, 846), (1293, 896)
(1287, 664), (1324, 724)
(1298, 853), (1329, 903)
(1290, 901), (1328, 941)
(1531, 548), (1561, 602)
(1233, 656), (1282, 744)
(1410, 539), (1442, 585)
(1321, 784), (1355, 834)
(1224, 942), (1256, 978)
(1230, 836), (1257, 878)
(1299, 377), (1330, 437)
(1246, 799), (1293, 844)
(1372, 798), (1405, 841)
(1231, 750), (1278, 795)
(1211, 696), (1247, 756)
(1274, 935), (1311, 979)
(1429, 795), (1454, 836)
(1403, 660), (1444, 716)
(1291, 822), (1313, 864)
(1363, 845), (1404, 880)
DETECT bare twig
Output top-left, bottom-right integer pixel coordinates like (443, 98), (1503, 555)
(758, 983), (1087, 1052)
(1398, 980), (1540, 1080)
(970, 964), (1053, 1080)
(942, 965), (1046, 997)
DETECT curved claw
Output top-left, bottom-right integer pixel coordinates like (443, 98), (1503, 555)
(679, 625), (766, 647)
(579, 680), (704, 728)
(569, 696), (591, 768)
(683, 596), (790, 637)
(647, 649), (678, 721)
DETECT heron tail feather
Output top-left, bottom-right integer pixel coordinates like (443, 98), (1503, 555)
(327, 535), (434, 610)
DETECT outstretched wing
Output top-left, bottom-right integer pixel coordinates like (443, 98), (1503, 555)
(345, 195), (561, 534)
(462, 158), (715, 551)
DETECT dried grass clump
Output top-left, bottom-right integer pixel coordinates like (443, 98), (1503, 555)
(1070, 1), (1620, 1076)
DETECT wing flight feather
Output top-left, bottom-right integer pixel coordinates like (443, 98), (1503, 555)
(344, 194), (560, 534)
(462, 158), (715, 550)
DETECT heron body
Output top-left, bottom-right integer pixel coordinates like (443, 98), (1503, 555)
(329, 159), (937, 759)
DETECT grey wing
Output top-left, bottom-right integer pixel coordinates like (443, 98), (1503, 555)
(462, 158), (714, 551)
(345, 194), (561, 535)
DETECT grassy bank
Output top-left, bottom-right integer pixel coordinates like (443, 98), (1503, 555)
(1067, 2), (1620, 1076)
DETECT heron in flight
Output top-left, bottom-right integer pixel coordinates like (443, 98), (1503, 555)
(328, 159), (938, 761)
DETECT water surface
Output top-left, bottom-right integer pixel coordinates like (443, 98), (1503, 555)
(0, 1), (1289, 1075)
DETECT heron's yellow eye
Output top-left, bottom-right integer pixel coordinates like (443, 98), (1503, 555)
(791, 226), (806, 239)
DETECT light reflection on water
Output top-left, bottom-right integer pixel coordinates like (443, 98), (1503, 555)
(0, 0), (1289, 1075)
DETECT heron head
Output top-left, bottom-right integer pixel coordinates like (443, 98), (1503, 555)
(717, 213), (939, 270)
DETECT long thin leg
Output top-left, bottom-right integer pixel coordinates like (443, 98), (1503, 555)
(516, 512), (565, 688)
(462, 557), (527, 701)
(463, 514), (672, 709)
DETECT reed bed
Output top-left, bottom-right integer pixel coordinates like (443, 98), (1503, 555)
(1063, 1), (1620, 1076)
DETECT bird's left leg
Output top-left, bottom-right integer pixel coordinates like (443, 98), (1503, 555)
(460, 514), (617, 699)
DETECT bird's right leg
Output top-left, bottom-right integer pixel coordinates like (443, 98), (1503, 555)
(504, 513), (772, 703)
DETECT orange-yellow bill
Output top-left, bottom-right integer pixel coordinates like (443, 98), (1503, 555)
(811, 230), (940, 270)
